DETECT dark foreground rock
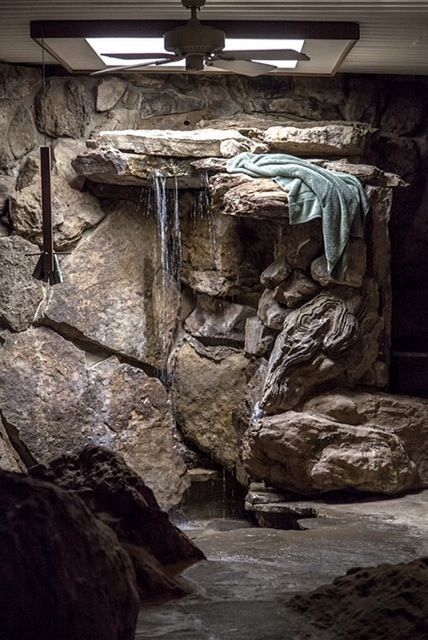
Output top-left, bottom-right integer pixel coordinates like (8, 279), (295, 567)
(0, 470), (139, 640)
(31, 447), (205, 600)
(291, 557), (428, 640)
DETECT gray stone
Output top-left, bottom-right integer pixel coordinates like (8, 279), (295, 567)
(260, 291), (383, 413)
(242, 410), (417, 495)
(343, 77), (382, 126)
(174, 340), (248, 468)
(0, 102), (37, 169)
(312, 159), (405, 187)
(52, 138), (89, 189)
(0, 173), (14, 212)
(184, 294), (256, 347)
(0, 63), (41, 100)
(44, 202), (179, 368)
(137, 88), (204, 120)
(35, 78), (93, 138)
(0, 235), (45, 332)
(257, 289), (289, 330)
(273, 271), (320, 308)
(0, 328), (188, 508)
(264, 123), (373, 157)
(96, 77), (127, 112)
(93, 128), (267, 158)
(7, 105), (37, 161)
(311, 238), (366, 288)
(260, 255), (292, 289)
(9, 171), (105, 250)
(281, 221), (323, 270)
(244, 316), (276, 357)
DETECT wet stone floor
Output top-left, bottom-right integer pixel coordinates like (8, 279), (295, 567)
(136, 491), (428, 640)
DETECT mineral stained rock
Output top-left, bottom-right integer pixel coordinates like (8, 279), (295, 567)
(0, 470), (139, 640)
(31, 447), (204, 601)
(242, 410), (417, 495)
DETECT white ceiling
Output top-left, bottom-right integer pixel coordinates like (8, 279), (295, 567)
(1, 1), (428, 75)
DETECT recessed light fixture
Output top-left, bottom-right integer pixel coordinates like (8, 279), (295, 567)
(87, 37), (305, 70)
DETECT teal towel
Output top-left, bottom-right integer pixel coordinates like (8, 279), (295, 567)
(226, 153), (369, 280)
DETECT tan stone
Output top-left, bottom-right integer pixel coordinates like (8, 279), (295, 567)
(0, 328), (187, 508)
(311, 238), (366, 288)
(44, 202), (180, 368)
(93, 128), (267, 158)
(242, 411), (417, 495)
(174, 340), (248, 468)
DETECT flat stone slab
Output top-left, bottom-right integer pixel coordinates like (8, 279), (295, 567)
(264, 122), (374, 157)
(91, 128), (267, 158)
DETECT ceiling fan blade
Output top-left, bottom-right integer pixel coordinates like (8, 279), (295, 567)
(209, 58), (277, 77)
(221, 49), (310, 61)
(91, 57), (183, 76)
(101, 53), (177, 60)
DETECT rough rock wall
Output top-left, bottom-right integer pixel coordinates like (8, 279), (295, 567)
(1, 63), (428, 502)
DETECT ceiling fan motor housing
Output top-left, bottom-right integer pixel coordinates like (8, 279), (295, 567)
(164, 20), (225, 56)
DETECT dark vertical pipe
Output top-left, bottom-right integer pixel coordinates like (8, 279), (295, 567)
(40, 146), (54, 276)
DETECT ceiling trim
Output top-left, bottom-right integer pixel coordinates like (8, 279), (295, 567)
(30, 20), (360, 41)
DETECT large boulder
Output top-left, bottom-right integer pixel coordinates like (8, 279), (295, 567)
(0, 102), (37, 169)
(31, 447), (204, 601)
(0, 328), (188, 508)
(0, 470), (139, 640)
(44, 201), (180, 368)
(174, 339), (248, 468)
(0, 235), (45, 332)
(242, 410), (417, 495)
(304, 389), (428, 485)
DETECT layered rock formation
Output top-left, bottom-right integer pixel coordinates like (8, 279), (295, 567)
(1, 63), (428, 505)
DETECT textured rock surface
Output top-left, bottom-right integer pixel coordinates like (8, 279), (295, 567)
(264, 123), (373, 156)
(0, 235), (45, 331)
(93, 128), (267, 157)
(0, 328), (188, 508)
(260, 291), (383, 413)
(0, 418), (24, 472)
(174, 340), (248, 467)
(0, 102), (37, 169)
(210, 173), (289, 219)
(35, 78), (93, 138)
(96, 78), (127, 112)
(304, 389), (428, 485)
(311, 238), (366, 288)
(9, 152), (105, 249)
(31, 447), (204, 600)
(0, 470), (139, 640)
(244, 316), (276, 356)
(184, 294), (256, 347)
(291, 558), (428, 640)
(44, 202), (180, 368)
(242, 410), (417, 494)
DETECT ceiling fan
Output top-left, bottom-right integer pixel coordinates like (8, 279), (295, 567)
(91, 0), (310, 77)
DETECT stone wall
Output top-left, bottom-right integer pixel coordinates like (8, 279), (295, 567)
(1, 63), (428, 504)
